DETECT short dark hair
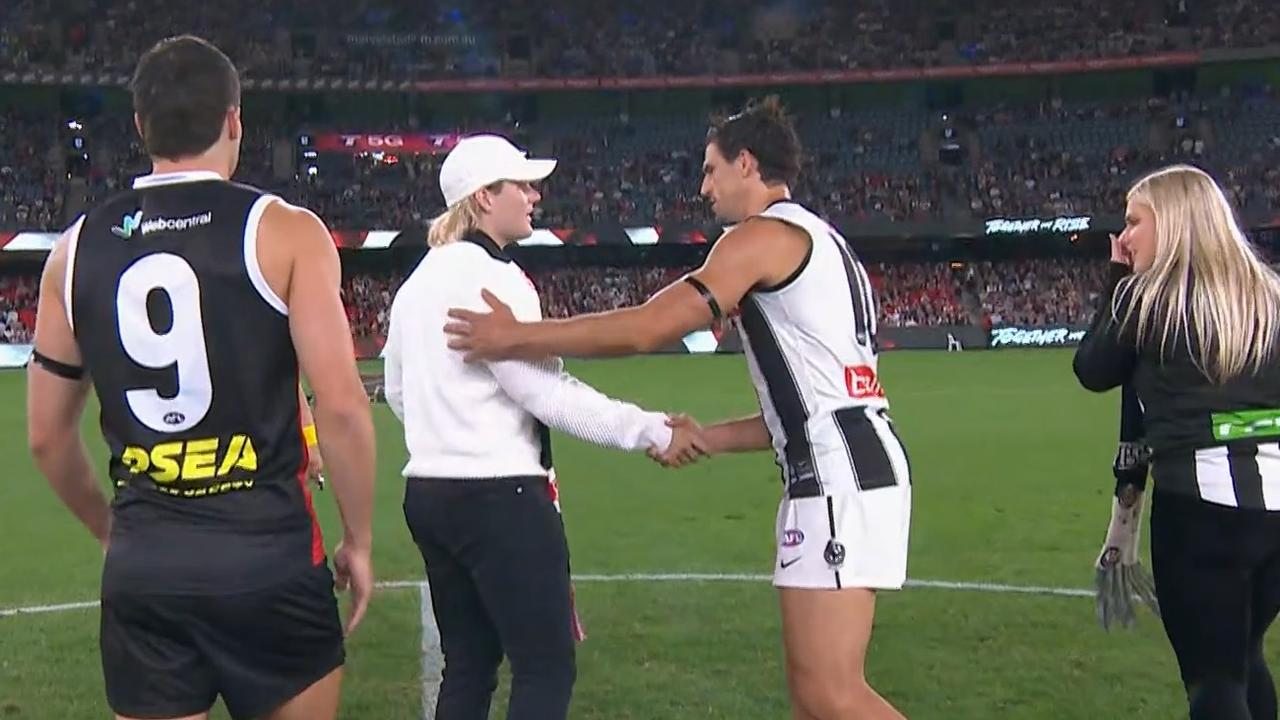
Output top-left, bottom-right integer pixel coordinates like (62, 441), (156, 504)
(706, 95), (802, 186)
(131, 35), (240, 160)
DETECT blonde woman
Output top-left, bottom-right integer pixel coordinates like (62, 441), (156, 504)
(1074, 164), (1280, 720)
(382, 135), (702, 720)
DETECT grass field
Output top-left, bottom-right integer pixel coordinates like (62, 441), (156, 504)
(0, 350), (1229, 718)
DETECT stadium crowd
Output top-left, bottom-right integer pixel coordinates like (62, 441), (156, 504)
(534, 266), (686, 318)
(0, 275), (38, 343)
(334, 258), (1111, 343)
(872, 263), (969, 328)
(0, 111), (63, 231)
(0, 1), (1274, 348)
(967, 258), (1109, 327)
(342, 272), (403, 343)
(2, 0), (1278, 82)
(0, 257), (1172, 347)
(5, 87), (1279, 233)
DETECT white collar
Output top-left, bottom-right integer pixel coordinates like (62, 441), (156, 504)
(133, 171), (224, 189)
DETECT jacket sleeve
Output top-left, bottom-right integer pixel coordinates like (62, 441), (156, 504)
(488, 357), (673, 452)
(485, 268), (673, 453)
(1073, 262), (1138, 392)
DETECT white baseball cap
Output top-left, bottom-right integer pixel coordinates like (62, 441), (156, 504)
(439, 134), (557, 208)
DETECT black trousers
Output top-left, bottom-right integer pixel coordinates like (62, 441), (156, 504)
(404, 476), (576, 720)
(1151, 490), (1280, 720)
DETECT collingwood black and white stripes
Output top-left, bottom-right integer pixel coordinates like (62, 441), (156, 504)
(735, 200), (909, 497)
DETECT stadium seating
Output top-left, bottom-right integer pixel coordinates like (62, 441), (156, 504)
(6, 89), (1279, 233)
(2, 0), (1276, 82)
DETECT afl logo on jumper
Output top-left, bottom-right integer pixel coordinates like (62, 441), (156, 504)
(163, 411), (186, 426)
(824, 540), (846, 568)
(781, 529), (805, 547)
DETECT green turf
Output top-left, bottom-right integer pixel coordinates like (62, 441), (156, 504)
(0, 350), (1226, 718)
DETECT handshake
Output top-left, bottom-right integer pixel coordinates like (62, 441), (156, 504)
(646, 414), (711, 469)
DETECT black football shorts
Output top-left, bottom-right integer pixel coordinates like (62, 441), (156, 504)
(100, 562), (345, 720)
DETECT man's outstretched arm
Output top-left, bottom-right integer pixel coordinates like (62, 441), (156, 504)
(700, 413), (773, 454)
(445, 220), (783, 361)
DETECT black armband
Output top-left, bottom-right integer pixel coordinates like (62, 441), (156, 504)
(684, 277), (723, 321)
(31, 349), (85, 380)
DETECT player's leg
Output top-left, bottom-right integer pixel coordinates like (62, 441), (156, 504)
(780, 587), (904, 720)
(776, 500), (821, 720)
(201, 565), (347, 720)
(262, 668), (343, 720)
(1150, 491), (1252, 720)
(784, 676), (820, 720)
(101, 590), (218, 720)
(773, 476), (910, 720)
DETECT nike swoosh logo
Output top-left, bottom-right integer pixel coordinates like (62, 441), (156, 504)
(780, 557), (802, 569)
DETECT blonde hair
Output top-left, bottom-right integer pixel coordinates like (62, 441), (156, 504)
(1116, 164), (1280, 383)
(427, 196), (483, 247)
(426, 180), (506, 247)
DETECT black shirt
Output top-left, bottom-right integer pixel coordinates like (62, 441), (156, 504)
(1074, 262), (1280, 507)
(70, 171), (320, 593)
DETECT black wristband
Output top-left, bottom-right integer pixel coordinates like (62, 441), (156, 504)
(31, 349), (85, 380)
(1114, 474), (1148, 499)
(684, 277), (723, 321)
(1113, 442), (1149, 496)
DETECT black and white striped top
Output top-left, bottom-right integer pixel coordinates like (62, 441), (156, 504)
(733, 200), (911, 499)
(1075, 262), (1280, 510)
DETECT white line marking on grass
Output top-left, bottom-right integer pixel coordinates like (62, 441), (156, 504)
(907, 578), (1091, 598)
(420, 581), (442, 720)
(380, 580), (428, 589)
(0, 573), (1096, 720)
(0, 573), (1093, 619)
(0, 600), (100, 617)
(893, 385), (1070, 400)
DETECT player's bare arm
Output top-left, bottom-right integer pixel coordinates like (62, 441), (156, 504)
(27, 226), (112, 550)
(444, 217), (810, 361)
(259, 199), (376, 634)
(698, 413), (772, 454)
(659, 412), (770, 458)
(652, 413), (765, 466)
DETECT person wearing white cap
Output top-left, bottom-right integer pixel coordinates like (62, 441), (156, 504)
(382, 134), (705, 720)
